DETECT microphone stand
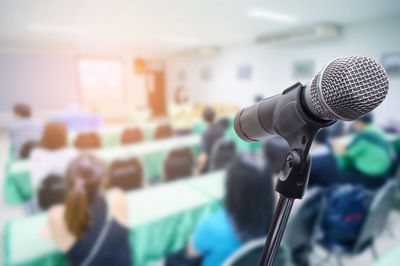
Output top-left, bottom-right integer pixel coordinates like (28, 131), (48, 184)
(258, 150), (311, 266)
(255, 83), (334, 266)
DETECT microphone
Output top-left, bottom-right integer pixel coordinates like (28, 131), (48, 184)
(234, 56), (389, 142)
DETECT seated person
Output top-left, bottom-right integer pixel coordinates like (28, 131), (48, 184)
(263, 136), (289, 174)
(333, 113), (392, 189)
(8, 103), (43, 159)
(48, 155), (132, 266)
(197, 107), (224, 173)
(170, 86), (193, 135)
(31, 122), (78, 190)
(187, 153), (275, 266)
(308, 129), (341, 188)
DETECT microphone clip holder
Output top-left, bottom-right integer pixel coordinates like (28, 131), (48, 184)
(258, 82), (334, 266)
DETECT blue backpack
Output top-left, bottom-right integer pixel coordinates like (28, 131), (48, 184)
(321, 185), (368, 244)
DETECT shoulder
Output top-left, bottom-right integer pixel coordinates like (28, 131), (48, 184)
(196, 208), (228, 234)
(30, 147), (47, 159)
(105, 188), (129, 227)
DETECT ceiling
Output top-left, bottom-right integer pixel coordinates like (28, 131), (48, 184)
(0, 0), (399, 54)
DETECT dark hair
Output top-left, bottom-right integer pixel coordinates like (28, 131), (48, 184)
(314, 128), (329, 144)
(263, 136), (290, 174)
(40, 122), (68, 150)
(13, 103), (31, 118)
(356, 113), (374, 124)
(202, 107), (216, 124)
(254, 94), (264, 103)
(225, 153), (274, 242)
(174, 86), (188, 104)
(64, 155), (106, 238)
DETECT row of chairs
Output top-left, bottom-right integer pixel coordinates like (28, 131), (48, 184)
(222, 180), (397, 266)
(18, 124), (175, 159)
(37, 138), (237, 210)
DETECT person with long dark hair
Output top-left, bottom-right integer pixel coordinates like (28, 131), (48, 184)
(48, 155), (132, 266)
(186, 153), (274, 266)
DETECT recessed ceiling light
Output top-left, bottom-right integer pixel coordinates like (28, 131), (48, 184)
(26, 24), (85, 34)
(246, 9), (297, 23)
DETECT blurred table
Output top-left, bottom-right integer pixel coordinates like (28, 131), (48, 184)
(3, 171), (225, 266)
(3, 135), (201, 205)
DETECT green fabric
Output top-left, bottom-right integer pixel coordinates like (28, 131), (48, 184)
(372, 243), (400, 266)
(4, 172), (225, 266)
(224, 128), (261, 152)
(341, 125), (391, 176)
(4, 135), (201, 205)
(393, 137), (400, 156)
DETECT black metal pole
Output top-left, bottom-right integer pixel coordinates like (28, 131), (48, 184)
(258, 195), (295, 266)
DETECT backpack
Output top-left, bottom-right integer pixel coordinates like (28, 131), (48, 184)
(321, 185), (368, 245)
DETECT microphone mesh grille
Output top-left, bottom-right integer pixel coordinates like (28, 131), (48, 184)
(311, 56), (389, 120)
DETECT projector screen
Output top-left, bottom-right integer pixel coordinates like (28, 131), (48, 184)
(77, 58), (124, 103)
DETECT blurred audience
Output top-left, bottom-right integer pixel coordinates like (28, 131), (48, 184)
(308, 129), (341, 188)
(263, 136), (290, 174)
(31, 122), (78, 190)
(170, 86), (193, 135)
(254, 94), (264, 103)
(197, 107), (224, 173)
(48, 155), (132, 266)
(184, 153), (274, 266)
(8, 103), (43, 159)
(333, 113), (392, 189)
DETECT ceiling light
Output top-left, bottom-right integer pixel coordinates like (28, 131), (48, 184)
(161, 36), (204, 45)
(26, 24), (85, 34)
(247, 9), (297, 23)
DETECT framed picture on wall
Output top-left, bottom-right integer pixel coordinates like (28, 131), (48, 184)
(178, 69), (186, 81)
(201, 66), (212, 81)
(382, 53), (400, 78)
(237, 64), (252, 80)
(293, 60), (315, 78)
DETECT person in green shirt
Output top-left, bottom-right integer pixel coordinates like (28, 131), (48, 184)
(333, 113), (392, 189)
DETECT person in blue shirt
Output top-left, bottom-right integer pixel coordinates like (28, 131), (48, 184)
(308, 128), (341, 188)
(186, 153), (275, 266)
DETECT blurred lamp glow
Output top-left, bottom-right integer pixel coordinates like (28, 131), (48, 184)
(246, 9), (297, 23)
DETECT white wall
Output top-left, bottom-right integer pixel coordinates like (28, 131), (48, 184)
(166, 16), (400, 123)
(0, 50), (152, 112)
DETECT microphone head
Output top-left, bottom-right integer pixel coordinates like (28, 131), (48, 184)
(309, 56), (389, 121)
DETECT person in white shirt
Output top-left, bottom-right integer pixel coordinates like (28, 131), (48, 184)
(8, 103), (43, 159)
(30, 122), (78, 190)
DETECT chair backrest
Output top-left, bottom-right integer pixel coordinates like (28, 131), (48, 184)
(209, 138), (236, 171)
(154, 123), (173, 140)
(38, 175), (67, 210)
(164, 147), (194, 182)
(109, 157), (143, 191)
(283, 188), (326, 252)
(74, 132), (102, 149)
(20, 140), (39, 159)
(352, 180), (396, 253)
(120, 127), (143, 145)
(222, 237), (289, 266)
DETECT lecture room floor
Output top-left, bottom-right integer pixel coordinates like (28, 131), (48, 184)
(0, 129), (399, 265)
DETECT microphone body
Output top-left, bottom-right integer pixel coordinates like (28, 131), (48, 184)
(234, 56), (389, 143)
